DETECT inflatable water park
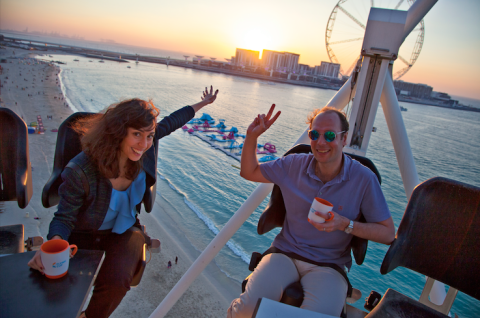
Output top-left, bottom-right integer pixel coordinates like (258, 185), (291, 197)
(182, 114), (278, 162)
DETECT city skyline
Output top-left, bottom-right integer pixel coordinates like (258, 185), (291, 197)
(1, 0), (479, 99)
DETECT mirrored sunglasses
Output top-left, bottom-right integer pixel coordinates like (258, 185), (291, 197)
(308, 130), (346, 142)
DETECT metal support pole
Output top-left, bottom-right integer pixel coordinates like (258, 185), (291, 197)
(403, 0), (438, 42)
(326, 77), (354, 110)
(380, 72), (447, 305)
(149, 183), (273, 318)
(380, 73), (419, 200)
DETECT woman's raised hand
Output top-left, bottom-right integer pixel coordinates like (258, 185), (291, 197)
(201, 85), (219, 105)
(247, 104), (281, 138)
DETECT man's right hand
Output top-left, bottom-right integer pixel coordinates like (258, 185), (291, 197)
(240, 104), (281, 183)
(246, 104), (281, 138)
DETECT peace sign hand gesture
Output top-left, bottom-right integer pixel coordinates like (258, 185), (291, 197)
(247, 104), (281, 138)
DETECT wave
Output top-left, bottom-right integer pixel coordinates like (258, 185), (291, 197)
(183, 199), (250, 265)
(158, 171), (250, 265)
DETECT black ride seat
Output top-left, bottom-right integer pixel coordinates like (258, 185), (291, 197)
(41, 112), (158, 287)
(365, 177), (480, 317)
(243, 143), (382, 315)
(0, 108), (33, 254)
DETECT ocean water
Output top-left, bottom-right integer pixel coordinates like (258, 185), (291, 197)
(39, 53), (480, 316)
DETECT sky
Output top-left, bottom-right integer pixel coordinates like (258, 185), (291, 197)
(1, 0), (479, 99)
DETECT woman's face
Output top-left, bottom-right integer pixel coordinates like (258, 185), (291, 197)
(119, 126), (156, 162)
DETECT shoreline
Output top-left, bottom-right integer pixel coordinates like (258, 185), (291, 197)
(0, 46), (239, 317)
(4, 35), (479, 114)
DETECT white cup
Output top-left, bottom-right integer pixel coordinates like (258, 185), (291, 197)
(308, 197), (334, 223)
(40, 239), (78, 279)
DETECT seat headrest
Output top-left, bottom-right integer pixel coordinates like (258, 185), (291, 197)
(381, 177), (480, 300)
(42, 112), (94, 208)
(0, 108), (32, 208)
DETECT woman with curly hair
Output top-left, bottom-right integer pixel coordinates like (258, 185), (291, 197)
(28, 86), (219, 318)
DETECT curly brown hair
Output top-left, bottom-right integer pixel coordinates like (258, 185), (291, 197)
(305, 107), (349, 133)
(72, 99), (159, 180)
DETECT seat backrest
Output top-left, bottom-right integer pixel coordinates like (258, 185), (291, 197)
(0, 108), (32, 208)
(42, 112), (92, 208)
(257, 144), (381, 265)
(380, 177), (480, 300)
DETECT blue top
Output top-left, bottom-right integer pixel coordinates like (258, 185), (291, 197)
(260, 153), (391, 269)
(98, 170), (146, 234)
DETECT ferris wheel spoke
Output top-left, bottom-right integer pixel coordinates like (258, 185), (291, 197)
(393, 66), (411, 80)
(394, 0), (404, 10)
(345, 57), (360, 77)
(398, 55), (411, 66)
(328, 37), (363, 45)
(338, 5), (366, 30)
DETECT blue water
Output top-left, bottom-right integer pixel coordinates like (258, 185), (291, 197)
(38, 53), (480, 316)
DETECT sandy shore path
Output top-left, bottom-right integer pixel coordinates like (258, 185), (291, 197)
(0, 46), (240, 317)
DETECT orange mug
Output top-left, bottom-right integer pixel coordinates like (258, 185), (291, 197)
(308, 197), (334, 223)
(40, 239), (78, 279)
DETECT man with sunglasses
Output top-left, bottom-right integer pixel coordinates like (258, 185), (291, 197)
(228, 104), (395, 318)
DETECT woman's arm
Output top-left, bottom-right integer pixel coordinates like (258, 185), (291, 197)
(190, 86), (219, 113)
(29, 167), (86, 272)
(47, 167), (87, 240)
(155, 86), (219, 139)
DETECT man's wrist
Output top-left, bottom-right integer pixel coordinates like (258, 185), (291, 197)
(341, 217), (350, 231)
(344, 220), (354, 234)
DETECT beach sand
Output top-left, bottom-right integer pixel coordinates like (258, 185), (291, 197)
(0, 46), (240, 318)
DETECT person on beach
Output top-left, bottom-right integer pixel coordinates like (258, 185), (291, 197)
(228, 105), (395, 317)
(28, 86), (219, 318)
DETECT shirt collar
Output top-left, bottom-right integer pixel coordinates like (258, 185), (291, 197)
(306, 153), (352, 184)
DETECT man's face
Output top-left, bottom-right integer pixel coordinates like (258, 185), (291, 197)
(310, 112), (347, 167)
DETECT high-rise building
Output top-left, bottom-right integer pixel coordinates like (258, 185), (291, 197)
(261, 50), (300, 73)
(283, 52), (300, 73)
(315, 62), (340, 78)
(394, 81), (433, 98)
(298, 64), (312, 75)
(235, 48), (259, 67)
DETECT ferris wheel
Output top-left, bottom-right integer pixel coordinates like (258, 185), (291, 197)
(325, 0), (425, 80)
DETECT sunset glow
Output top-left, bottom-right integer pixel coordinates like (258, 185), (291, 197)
(1, 0), (479, 98)
(233, 26), (280, 59)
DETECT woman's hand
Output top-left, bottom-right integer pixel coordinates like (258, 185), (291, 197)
(191, 86), (219, 112)
(27, 250), (44, 273)
(246, 104), (281, 138)
(201, 85), (219, 105)
(27, 235), (63, 273)
(308, 210), (349, 233)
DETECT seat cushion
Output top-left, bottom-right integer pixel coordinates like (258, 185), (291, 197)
(366, 288), (449, 318)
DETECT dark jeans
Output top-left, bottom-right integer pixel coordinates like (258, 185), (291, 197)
(69, 227), (145, 318)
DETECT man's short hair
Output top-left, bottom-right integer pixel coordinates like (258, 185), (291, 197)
(306, 107), (349, 132)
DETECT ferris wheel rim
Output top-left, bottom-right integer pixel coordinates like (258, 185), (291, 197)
(325, 0), (425, 80)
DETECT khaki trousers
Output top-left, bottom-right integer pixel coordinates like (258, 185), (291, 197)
(227, 253), (348, 318)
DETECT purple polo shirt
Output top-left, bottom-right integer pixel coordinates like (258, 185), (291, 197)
(260, 153), (391, 269)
